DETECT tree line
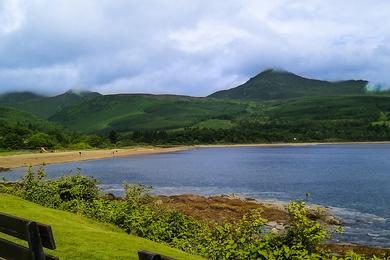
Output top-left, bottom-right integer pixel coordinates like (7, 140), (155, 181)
(2, 119), (390, 150)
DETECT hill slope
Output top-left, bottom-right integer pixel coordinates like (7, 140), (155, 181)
(49, 94), (248, 133)
(0, 91), (44, 104)
(0, 106), (57, 129)
(0, 90), (101, 118)
(265, 95), (390, 123)
(0, 194), (202, 260)
(209, 69), (368, 101)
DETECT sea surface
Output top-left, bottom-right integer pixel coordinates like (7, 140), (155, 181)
(3, 144), (390, 246)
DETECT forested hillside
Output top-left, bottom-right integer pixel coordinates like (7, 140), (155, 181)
(2, 70), (390, 149)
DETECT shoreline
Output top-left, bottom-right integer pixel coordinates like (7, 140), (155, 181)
(1, 141), (390, 169)
(0, 146), (191, 170)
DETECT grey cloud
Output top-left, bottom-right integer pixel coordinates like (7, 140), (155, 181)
(0, 0), (390, 96)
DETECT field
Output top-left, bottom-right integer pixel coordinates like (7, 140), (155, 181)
(0, 194), (202, 260)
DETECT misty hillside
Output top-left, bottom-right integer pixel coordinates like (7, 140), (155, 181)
(209, 69), (368, 101)
(0, 90), (101, 118)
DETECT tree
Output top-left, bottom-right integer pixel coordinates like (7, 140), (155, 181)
(108, 130), (119, 144)
(1, 133), (24, 149)
(26, 133), (55, 149)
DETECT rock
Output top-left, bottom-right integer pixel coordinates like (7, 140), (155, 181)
(0, 167), (10, 172)
(267, 221), (277, 227)
(325, 216), (342, 226)
(275, 224), (284, 230)
(103, 193), (116, 200)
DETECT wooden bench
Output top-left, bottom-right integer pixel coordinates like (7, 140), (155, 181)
(0, 212), (58, 260)
(138, 250), (174, 260)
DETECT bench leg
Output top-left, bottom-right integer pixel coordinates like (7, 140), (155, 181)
(27, 222), (45, 260)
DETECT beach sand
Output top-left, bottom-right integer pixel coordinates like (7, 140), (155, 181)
(0, 146), (190, 169)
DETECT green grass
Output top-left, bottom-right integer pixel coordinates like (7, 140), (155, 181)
(0, 194), (203, 260)
(0, 150), (34, 156)
(193, 119), (235, 129)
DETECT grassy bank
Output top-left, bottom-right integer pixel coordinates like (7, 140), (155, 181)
(0, 194), (202, 260)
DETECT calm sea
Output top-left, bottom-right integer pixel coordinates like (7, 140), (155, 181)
(3, 144), (390, 246)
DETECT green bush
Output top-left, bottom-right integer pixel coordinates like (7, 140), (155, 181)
(17, 166), (99, 210)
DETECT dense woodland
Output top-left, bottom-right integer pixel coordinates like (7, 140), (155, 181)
(2, 118), (390, 150)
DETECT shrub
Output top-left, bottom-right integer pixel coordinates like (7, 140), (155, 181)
(17, 166), (99, 210)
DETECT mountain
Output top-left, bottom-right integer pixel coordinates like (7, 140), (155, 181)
(0, 91), (44, 104)
(0, 89), (101, 118)
(0, 70), (383, 135)
(209, 69), (368, 101)
(49, 94), (247, 133)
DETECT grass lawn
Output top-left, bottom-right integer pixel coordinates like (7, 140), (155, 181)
(0, 194), (203, 260)
(0, 150), (34, 156)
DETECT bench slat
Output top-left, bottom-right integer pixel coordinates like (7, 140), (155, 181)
(0, 238), (58, 260)
(0, 213), (56, 250)
(0, 212), (29, 240)
(0, 237), (31, 260)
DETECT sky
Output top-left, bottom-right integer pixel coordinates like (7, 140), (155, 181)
(0, 0), (390, 96)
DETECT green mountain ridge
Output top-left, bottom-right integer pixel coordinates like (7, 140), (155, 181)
(0, 91), (45, 104)
(1, 70), (389, 136)
(209, 69), (368, 101)
(0, 89), (101, 118)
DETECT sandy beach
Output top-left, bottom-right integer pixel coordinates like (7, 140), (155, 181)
(0, 146), (191, 170)
(1, 141), (390, 170)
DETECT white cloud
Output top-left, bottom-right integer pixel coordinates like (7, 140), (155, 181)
(169, 20), (250, 53)
(0, 0), (25, 35)
(0, 0), (390, 95)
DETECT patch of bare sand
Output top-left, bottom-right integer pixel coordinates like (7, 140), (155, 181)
(0, 146), (191, 169)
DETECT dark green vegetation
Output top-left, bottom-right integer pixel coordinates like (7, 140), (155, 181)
(1, 69), (390, 150)
(49, 94), (247, 133)
(0, 90), (100, 118)
(209, 69), (367, 101)
(0, 169), (381, 259)
(0, 107), (81, 150)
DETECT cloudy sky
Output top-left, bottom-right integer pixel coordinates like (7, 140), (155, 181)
(0, 0), (389, 96)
